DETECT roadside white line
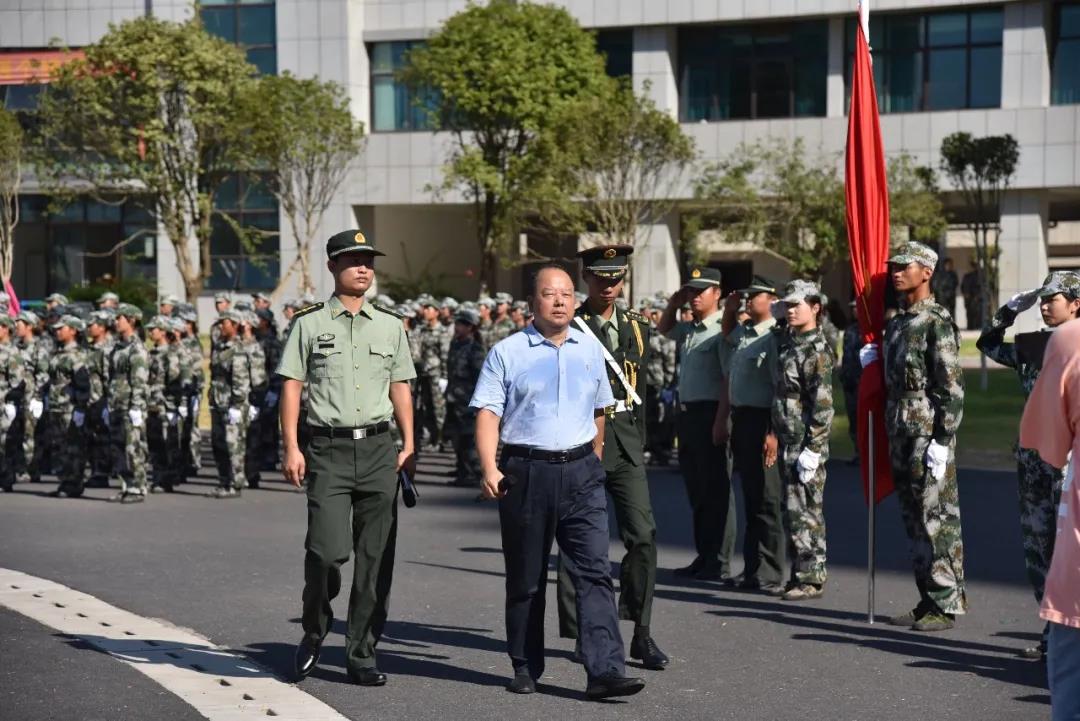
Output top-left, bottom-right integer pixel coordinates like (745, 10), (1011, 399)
(0, 567), (350, 721)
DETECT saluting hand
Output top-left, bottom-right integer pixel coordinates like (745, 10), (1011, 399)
(283, 445), (305, 488)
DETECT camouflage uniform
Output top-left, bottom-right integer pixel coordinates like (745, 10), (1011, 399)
(490, 316), (516, 346)
(257, 322), (283, 470)
(416, 320), (447, 448)
(840, 321), (863, 449)
(86, 332), (114, 486)
(45, 333), (92, 494)
(884, 294), (967, 615)
(243, 331), (268, 487)
(180, 331), (205, 476)
(16, 332), (50, 481)
(146, 329), (183, 491)
(0, 329), (26, 490)
(108, 333), (151, 497)
(772, 325), (834, 587)
(209, 327), (251, 492)
(976, 293), (1069, 604)
(644, 330), (677, 464)
(443, 325), (486, 486)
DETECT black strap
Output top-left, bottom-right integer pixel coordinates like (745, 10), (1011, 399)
(308, 421), (391, 439)
(502, 443), (593, 464)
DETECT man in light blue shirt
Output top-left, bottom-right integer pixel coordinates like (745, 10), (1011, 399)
(470, 264), (644, 702)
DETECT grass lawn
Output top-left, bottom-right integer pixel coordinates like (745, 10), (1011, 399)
(831, 368), (1026, 471)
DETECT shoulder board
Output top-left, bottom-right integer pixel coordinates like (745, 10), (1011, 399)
(371, 303), (404, 319)
(292, 302), (323, 320)
(626, 310), (649, 325)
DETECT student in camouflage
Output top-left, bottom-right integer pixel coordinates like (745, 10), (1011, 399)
(43, 316), (92, 498)
(642, 300), (677, 466)
(208, 310), (251, 498)
(769, 281), (834, 601)
(490, 292), (516, 344)
(0, 316), (25, 491)
(108, 304), (151, 503)
(14, 311), (49, 483)
(241, 311), (268, 488)
(256, 308), (283, 472)
(146, 316), (183, 493)
(868, 242), (966, 631)
(415, 295), (447, 450)
(178, 308), (205, 479)
(977, 269), (1080, 659)
(443, 307), (486, 489)
(85, 311), (115, 488)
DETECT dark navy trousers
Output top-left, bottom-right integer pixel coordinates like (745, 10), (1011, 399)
(498, 452), (626, 681)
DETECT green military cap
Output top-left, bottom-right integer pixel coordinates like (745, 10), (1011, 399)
(683, 266), (722, 290)
(494, 292), (513, 305)
(578, 244), (633, 279)
(214, 309), (243, 325)
(455, 307), (480, 326)
(781, 279), (821, 304)
(742, 275), (777, 297)
(441, 296), (459, 310)
(326, 228), (384, 259)
(889, 242), (938, 271)
(45, 292), (69, 305)
(51, 314), (86, 332)
(96, 291), (119, 304)
(1040, 270), (1080, 300)
(116, 303), (143, 321)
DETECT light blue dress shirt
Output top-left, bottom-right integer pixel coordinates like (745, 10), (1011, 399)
(469, 323), (615, 451)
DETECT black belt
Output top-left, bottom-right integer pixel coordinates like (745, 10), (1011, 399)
(502, 443), (593, 464)
(309, 421), (391, 439)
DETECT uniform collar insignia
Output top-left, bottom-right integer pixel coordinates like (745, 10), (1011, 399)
(317, 333), (335, 342)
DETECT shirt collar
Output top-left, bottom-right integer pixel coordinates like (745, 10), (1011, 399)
(900, 295), (936, 315)
(328, 294), (373, 320)
(694, 311), (722, 330)
(745, 317), (777, 335)
(525, 323), (580, 347)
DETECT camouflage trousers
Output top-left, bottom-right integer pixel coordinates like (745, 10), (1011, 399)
(180, 395), (201, 474)
(779, 441), (828, 587)
(18, 407), (42, 479)
(86, 401), (113, 483)
(245, 407), (263, 485)
(0, 403), (19, 488)
(44, 410), (87, 491)
(147, 411), (181, 490)
(416, 375), (446, 447)
(110, 409), (149, 494)
(210, 408), (247, 491)
(1016, 446), (1064, 603)
(890, 435), (967, 615)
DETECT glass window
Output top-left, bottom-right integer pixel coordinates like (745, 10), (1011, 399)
(677, 21), (828, 122)
(596, 29), (633, 79)
(369, 41), (438, 132)
(3, 84), (42, 111)
(238, 5), (275, 46)
(1053, 3), (1080, 105)
(201, 7), (237, 42)
(200, 1), (275, 76)
(845, 8), (1002, 112)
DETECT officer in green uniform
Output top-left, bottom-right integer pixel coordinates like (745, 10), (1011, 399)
(278, 229), (417, 687)
(554, 245), (668, 671)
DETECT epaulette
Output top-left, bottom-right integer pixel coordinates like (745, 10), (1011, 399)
(372, 303), (404, 319)
(292, 302), (323, 320)
(626, 310), (649, 325)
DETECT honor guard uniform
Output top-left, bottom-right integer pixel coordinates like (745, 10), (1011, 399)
(279, 229), (416, 686)
(555, 245), (668, 670)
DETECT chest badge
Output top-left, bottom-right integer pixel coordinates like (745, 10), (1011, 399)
(317, 333), (335, 342)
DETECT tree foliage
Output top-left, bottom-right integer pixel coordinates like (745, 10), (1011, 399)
(246, 73), (365, 297)
(887, 154), (947, 246)
(0, 107), (22, 283)
(33, 15), (261, 302)
(401, 0), (611, 292)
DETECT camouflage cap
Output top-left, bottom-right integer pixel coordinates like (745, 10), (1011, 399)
(255, 308), (275, 324)
(178, 308), (198, 323)
(460, 300), (477, 311)
(144, 315), (172, 331)
(0, 314), (13, 330)
(96, 291), (119, 304)
(299, 293), (316, 306)
(159, 294), (180, 307)
(233, 300), (253, 312)
(169, 317), (188, 334)
(251, 291), (271, 303)
(116, 303), (143, 321)
(477, 296), (495, 310)
(45, 292), (69, 305)
(638, 297), (654, 311)
(213, 291), (232, 303)
(441, 297), (459, 311)
(781, 279), (822, 304)
(282, 297), (300, 310)
(51, 314), (86, 332)
(88, 310), (115, 328)
(416, 293), (437, 308)
(455, 307), (480, 326)
(889, 242), (938, 270)
(494, 292), (513, 305)
(512, 300), (529, 312)
(375, 294), (396, 308)
(1040, 271), (1080, 300)
(394, 304), (412, 317)
(214, 309), (243, 325)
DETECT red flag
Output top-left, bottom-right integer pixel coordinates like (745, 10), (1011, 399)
(3, 278), (18, 316)
(845, 2), (893, 504)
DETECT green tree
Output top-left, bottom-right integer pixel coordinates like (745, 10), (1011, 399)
(401, 0), (611, 292)
(887, 154), (947, 245)
(535, 80), (695, 299)
(246, 73), (366, 297)
(0, 107), (22, 285)
(33, 16), (261, 302)
(940, 131), (1019, 388)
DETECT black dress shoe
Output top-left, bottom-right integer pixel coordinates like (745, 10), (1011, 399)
(293, 636), (323, 680)
(673, 557), (705, 577)
(348, 667), (387, 686)
(630, 635), (669, 670)
(507, 671), (536, 694)
(585, 673), (645, 701)
(693, 563), (727, 582)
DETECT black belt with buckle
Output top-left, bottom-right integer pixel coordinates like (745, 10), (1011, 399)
(502, 443), (593, 464)
(309, 421), (391, 440)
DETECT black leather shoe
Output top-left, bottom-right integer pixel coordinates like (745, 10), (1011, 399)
(507, 671), (536, 694)
(630, 635), (669, 670)
(673, 557), (704, 577)
(585, 673), (645, 701)
(294, 636), (323, 680)
(348, 667), (388, 686)
(693, 562), (727, 582)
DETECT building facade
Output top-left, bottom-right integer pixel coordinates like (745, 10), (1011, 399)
(1, 0), (1078, 330)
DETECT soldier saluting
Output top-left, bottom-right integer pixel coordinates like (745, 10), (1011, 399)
(555, 245), (667, 671)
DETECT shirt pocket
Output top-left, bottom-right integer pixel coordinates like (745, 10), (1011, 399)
(310, 351), (343, 380)
(891, 395), (934, 438)
(369, 342), (395, 373)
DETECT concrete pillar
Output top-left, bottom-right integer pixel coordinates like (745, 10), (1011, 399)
(998, 190), (1049, 333)
(629, 214), (681, 306)
(1001, 1), (1050, 109)
(633, 27), (678, 118)
(826, 16), (845, 119)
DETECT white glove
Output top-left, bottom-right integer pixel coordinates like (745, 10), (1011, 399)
(265, 391), (279, 407)
(166, 411), (177, 426)
(28, 399), (43, 420)
(178, 404), (189, 419)
(437, 377), (448, 394)
(1006, 288), (1040, 313)
(228, 407), (242, 425)
(102, 407), (110, 424)
(128, 409), (144, 428)
(73, 410), (85, 428)
(926, 440), (949, 481)
(858, 343), (880, 369)
(192, 398), (200, 414)
(248, 405), (260, 421)
(3, 403), (14, 421)
(797, 448), (822, 483)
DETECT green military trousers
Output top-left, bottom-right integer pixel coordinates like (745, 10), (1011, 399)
(556, 438), (658, 639)
(302, 431), (398, 672)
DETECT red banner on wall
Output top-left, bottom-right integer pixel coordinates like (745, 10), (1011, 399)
(0, 50), (84, 85)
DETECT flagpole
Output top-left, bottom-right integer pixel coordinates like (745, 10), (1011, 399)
(867, 408), (876, 624)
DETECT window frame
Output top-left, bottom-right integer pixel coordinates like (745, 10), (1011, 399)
(198, 0), (277, 76)
(1051, 1), (1080, 105)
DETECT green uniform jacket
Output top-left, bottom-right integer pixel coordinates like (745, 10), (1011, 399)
(575, 305), (650, 466)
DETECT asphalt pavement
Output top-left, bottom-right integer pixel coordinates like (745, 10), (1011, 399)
(0, 449), (1050, 721)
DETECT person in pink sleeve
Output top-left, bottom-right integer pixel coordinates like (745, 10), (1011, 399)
(1020, 317), (1080, 720)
